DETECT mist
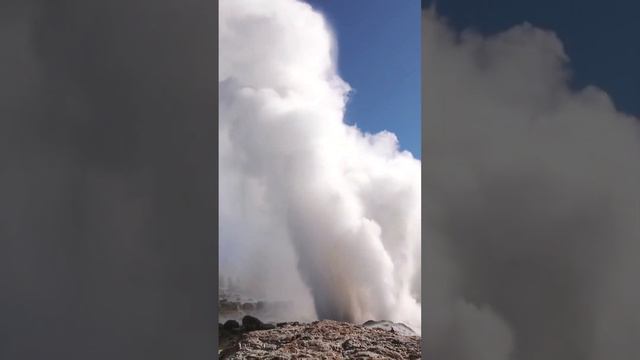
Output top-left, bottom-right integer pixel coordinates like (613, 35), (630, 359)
(219, 0), (421, 330)
(423, 9), (640, 360)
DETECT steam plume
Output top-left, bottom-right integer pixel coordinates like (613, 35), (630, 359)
(423, 9), (640, 360)
(219, 0), (421, 330)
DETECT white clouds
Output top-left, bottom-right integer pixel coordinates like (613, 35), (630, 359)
(219, 0), (421, 330)
(423, 9), (640, 360)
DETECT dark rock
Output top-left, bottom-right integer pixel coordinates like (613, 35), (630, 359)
(241, 302), (254, 311)
(223, 319), (240, 331)
(342, 339), (355, 350)
(261, 323), (276, 330)
(242, 315), (264, 331)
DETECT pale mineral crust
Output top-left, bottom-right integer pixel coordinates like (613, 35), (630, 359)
(219, 319), (421, 359)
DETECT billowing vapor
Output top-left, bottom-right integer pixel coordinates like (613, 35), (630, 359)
(423, 9), (640, 360)
(218, 0), (421, 330)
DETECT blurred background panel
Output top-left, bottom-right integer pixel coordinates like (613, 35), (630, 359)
(0, 1), (218, 359)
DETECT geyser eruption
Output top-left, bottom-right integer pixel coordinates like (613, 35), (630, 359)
(219, 0), (421, 330)
(423, 9), (640, 360)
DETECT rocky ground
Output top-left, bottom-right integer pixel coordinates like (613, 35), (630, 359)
(218, 316), (421, 359)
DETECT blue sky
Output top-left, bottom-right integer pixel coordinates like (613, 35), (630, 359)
(424, 0), (640, 118)
(305, 0), (421, 158)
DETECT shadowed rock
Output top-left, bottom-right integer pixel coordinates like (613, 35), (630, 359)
(241, 315), (264, 331)
(223, 320), (240, 331)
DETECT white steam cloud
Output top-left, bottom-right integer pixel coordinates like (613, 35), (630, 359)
(424, 9), (640, 360)
(219, 0), (421, 330)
